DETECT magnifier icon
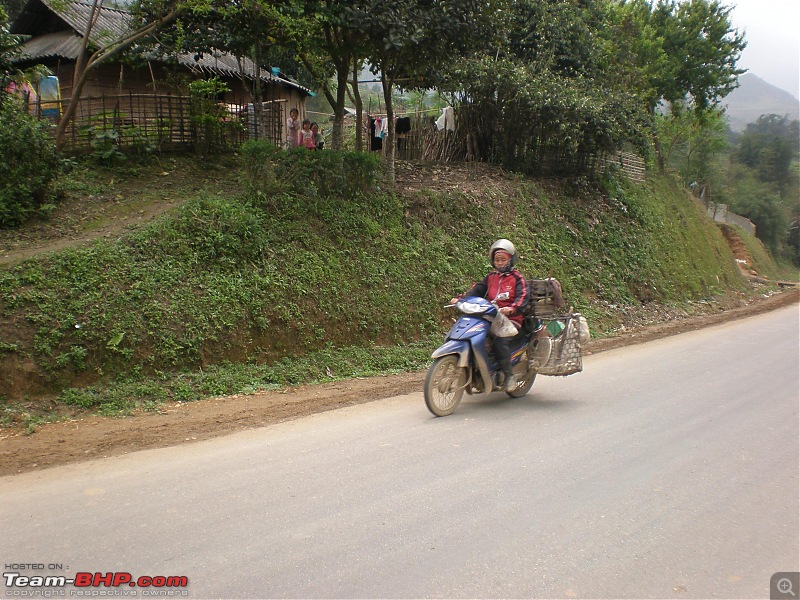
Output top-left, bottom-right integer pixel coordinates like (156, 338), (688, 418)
(778, 578), (796, 597)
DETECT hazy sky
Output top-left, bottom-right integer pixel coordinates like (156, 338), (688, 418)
(727, 0), (800, 98)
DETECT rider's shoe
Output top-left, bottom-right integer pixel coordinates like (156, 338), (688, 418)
(504, 374), (518, 392)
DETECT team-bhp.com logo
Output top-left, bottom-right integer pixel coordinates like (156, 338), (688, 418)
(4, 572), (189, 597)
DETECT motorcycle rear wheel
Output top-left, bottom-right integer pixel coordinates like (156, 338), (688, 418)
(424, 355), (467, 417)
(506, 347), (538, 398)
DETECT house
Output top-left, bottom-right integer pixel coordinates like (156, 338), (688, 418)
(10, 0), (312, 148)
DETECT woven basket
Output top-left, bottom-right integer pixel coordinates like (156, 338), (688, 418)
(537, 316), (583, 376)
(526, 279), (561, 319)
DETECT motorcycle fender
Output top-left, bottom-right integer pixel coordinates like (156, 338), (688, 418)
(431, 340), (470, 368)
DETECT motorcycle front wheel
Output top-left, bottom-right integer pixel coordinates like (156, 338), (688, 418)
(424, 355), (467, 417)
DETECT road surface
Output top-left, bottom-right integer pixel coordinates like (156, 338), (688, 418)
(2, 305), (798, 598)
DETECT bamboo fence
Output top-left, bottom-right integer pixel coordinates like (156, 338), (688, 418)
(30, 93), (285, 151)
(24, 93), (647, 181)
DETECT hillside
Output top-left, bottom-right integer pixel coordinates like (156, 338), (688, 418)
(0, 152), (795, 448)
(724, 72), (800, 131)
(0, 158), (797, 475)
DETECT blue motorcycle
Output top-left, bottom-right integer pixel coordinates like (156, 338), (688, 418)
(424, 296), (553, 417)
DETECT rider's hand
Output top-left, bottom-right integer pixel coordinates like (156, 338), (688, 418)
(450, 297), (460, 305)
(499, 307), (514, 316)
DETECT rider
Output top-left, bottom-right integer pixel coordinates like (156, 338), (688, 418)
(451, 239), (530, 392)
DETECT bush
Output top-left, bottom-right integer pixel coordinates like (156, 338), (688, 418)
(241, 140), (382, 200)
(0, 95), (61, 228)
(728, 178), (788, 253)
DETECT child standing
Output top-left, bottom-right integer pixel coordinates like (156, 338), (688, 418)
(299, 119), (316, 149)
(311, 122), (323, 150)
(286, 108), (300, 149)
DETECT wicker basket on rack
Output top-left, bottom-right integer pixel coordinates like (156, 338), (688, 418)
(537, 315), (583, 376)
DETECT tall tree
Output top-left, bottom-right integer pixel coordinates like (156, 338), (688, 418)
(349, 0), (502, 184)
(655, 0), (745, 111)
(734, 114), (799, 185)
(606, 0), (746, 169)
(0, 5), (21, 92)
(155, 0), (354, 148)
(295, 0), (366, 151)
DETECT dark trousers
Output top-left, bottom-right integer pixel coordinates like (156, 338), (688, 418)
(492, 334), (519, 377)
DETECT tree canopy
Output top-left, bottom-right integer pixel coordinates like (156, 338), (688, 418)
(734, 114), (800, 184)
(5, 0), (752, 176)
(1, 5), (21, 91)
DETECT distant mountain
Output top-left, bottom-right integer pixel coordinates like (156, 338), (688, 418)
(723, 73), (800, 131)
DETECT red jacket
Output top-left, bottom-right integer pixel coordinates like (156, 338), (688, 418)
(465, 269), (529, 327)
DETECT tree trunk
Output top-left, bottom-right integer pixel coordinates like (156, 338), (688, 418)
(651, 129), (665, 172)
(381, 72), (395, 187)
(330, 63), (348, 150)
(71, 0), (101, 99)
(351, 58), (363, 152)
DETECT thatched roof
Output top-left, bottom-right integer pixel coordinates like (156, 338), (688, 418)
(10, 0), (312, 94)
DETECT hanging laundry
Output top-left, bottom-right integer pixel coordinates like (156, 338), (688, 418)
(435, 106), (455, 132)
(395, 117), (412, 135)
(38, 76), (62, 118)
(369, 117), (383, 151)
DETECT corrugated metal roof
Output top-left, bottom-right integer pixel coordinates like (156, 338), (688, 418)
(11, 0), (311, 94)
(18, 30), (82, 60)
(178, 51), (262, 81)
(46, 0), (131, 46)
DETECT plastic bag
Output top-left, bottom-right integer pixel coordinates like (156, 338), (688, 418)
(490, 308), (519, 338)
(546, 319), (565, 337)
(576, 314), (591, 345)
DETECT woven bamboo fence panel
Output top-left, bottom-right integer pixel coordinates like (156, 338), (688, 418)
(52, 94), (283, 151)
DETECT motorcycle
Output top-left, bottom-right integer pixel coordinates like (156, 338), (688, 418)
(424, 296), (553, 417)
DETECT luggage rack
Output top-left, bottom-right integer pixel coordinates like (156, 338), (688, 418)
(526, 279), (562, 319)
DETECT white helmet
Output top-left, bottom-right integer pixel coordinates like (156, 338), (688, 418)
(489, 239), (517, 270)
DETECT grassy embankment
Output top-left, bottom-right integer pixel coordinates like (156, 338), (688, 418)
(0, 145), (789, 423)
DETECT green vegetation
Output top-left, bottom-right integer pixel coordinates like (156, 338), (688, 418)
(0, 95), (63, 226)
(721, 115), (800, 261)
(2, 147), (779, 421)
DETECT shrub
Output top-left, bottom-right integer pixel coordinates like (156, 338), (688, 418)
(241, 140), (382, 200)
(0, 95), (61, 228)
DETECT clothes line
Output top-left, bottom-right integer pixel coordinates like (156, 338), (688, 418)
(367, 107), (444, 118)
(305, 106), (446, 119)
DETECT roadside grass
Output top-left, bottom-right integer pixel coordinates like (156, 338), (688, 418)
(0, 147), (776, 421)
(54, 338), (437, 416)
(735, 225), (800, 281)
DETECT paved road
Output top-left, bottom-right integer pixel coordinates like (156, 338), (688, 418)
(2, 305), (798, 599)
